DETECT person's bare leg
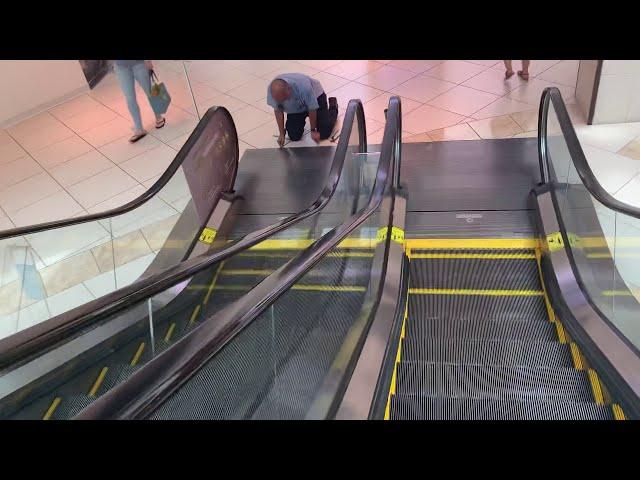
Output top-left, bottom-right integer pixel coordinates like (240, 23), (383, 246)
(518, 60), (531, 80)
(504, 60), (515, 79)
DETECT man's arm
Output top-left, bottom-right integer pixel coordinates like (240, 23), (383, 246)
(308, 109), (318, 132)
(274, 109), (286, 147)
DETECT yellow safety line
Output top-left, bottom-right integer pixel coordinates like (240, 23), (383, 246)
(405, 238), (538, 250)
(43, 397), (61, 420)
(586, 252), (640, 259)
(588, 369), (605, 406)
(409, 288), (544, 296)
(204, 261), (226, 305)
(130, 342), (145, 366)
(569, 342), (584, 370)
(188, 304), (201, 326)
(249, 238), (375, 250)
(554, 321), (567, 344)
(292, 285), (366, 293)
(409, 252), (536, 260)
(535, 248), (556, 323)
(210, 284), (366, 293)
(220, 269), (274, 276)
(612, 404), (627, 420)
(164, 323), (176, 343)
(237, 251), (374, 259)
(601, 290), (637, 297)
(384, 297), (409, 421)
(88, 367), (109, 397)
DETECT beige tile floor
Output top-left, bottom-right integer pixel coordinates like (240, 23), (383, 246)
(2, 59), (640, 338)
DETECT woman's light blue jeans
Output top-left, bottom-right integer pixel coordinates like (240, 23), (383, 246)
(115, 62), (155, 132)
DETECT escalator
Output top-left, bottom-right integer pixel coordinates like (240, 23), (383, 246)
(5, 89), (640, 421)
(386, 238), (616, 419)
(0, 99), (374, 419)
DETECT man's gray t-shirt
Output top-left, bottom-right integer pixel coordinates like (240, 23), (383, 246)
(266, 73), (325, 114)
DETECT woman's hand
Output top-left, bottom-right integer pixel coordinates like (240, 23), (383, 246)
(145, 60), (154, 70)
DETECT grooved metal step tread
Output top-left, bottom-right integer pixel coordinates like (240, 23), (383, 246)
(406, 317), (558, 341)
(408, 293), (548, 322)
(389, 395), (613, 420)
(401, 339), (572, 368)
(396, 363), (594, 401)
(409, 255), (541, 291)
(97, 364), (140, 397)
(51, 395), (95, 420)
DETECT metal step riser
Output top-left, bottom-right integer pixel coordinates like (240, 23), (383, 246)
(402, 340), (573, 369)
(396, 364), (594, 401)
(389, 396), (614, 420)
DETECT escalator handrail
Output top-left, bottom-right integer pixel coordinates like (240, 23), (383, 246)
(538, 87), (640, 220)
(75, 97), (401, 419)
(0, 106), (238, 241)
(0, 99), (367, 369)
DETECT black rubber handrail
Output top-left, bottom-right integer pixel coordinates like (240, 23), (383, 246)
(538, 87), (640, 220)
(304, 96), (403, 420)
(0, 99), (367, 369)
(75, 97), (399, 420)
(0, 106), (238, 241)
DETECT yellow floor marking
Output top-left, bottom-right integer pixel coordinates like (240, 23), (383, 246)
(88, 367), (109, 397)
(588, 369), (605, 406)
(249, 238), (375, 250)
(220, 269), (274, 276)
(188, 304), (201, 326)
(569, 342), (584, 370)
(612, 404), (627, 420)
(164, 323), (176, 343)
(405, 238), (538, 250)
(535, 248), (556, 323)
(237, 251), (374, 259)
(209, 284), (366, 293)
(130, 342), (145, 366)
(409, 288), (544, 296)
(554, 321), (567, 344)
(204, 261), (226, 305)
(409, 252), (536, 260)
(43, 397), (61, 420)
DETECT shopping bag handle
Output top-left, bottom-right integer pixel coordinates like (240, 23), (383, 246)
(149, 69), (159, 83)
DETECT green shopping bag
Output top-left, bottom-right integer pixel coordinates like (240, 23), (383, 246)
(149, 70), (171, 115)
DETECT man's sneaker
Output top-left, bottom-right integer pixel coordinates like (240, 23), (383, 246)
(328, 97), (338, 111)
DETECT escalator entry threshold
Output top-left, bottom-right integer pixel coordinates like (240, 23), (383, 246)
(383, 238), (627, 421)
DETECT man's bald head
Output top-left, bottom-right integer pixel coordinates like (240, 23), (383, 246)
(270, 78), (291, 104)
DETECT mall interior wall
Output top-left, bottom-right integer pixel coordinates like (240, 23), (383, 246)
(0, 60), (89, 128)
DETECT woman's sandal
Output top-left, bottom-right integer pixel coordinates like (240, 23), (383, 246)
(155, 118), (166, 129)
(505, 70), (515, 79)
(129, 132), (147, 143)
(517, 71), (530, 81)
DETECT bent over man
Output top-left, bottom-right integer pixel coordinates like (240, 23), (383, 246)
(267, 73), (338, 147)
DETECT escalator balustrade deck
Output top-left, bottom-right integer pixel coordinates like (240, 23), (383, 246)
(384, 238), (626, 421)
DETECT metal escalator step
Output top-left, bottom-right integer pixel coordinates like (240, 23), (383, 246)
(150, 290), (366, 420)
(396, 363), (594, 401)
(96, 364), (140, 397)
(401, 339), (572, 368)
(410, 254), (541, 291)
(406, 317), (558, 341)
(51, 395), (95, 420)
(409, 292), (548, 322)
(389, 395), (614, 420)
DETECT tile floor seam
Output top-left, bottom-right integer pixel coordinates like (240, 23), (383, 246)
(613, 171), (640, 195)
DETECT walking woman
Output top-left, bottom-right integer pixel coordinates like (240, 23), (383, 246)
(114, 60), (166, 143)
(503, 60), (531, 81)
